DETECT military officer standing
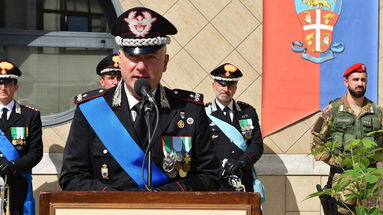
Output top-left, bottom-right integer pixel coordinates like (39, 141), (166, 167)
(59, 7), (220, 192)
(205, 63), (264, 193)
(96, 53), (121, 89)
(0, 60), (43, 215)
(311, 63), (383, 214)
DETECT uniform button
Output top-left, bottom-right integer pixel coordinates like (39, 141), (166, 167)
(232, 151), (235, 154)
(103, 149), (108, 154)
(1, 132), (4, 135)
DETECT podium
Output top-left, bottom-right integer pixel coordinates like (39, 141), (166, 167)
(40, 191), (262, 215)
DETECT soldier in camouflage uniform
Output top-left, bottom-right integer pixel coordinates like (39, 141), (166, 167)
(311, 63), (383, 214)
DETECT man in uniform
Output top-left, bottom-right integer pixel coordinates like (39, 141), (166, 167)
(59, 7), (220, 192)
(0, 60), (43, 215)
(97, 53), (121, 89)
(311, 63), (383, 214)
(205, 63), (264, 193)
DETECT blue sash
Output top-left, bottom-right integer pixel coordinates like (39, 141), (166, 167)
(205, 106), (265, 202)
(79, 96), (167, 188)
(0, 129), (35, 215)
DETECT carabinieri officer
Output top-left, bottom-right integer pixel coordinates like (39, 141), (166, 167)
(59, 7), (220, 191)
(0, 60), (43, 215)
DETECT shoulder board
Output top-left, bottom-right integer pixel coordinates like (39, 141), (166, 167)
(205, 102), (212, 107)
(237, 101), (254, 109)
(171, 89), (204, 105)
(74, 88), (108, 104)
(20, 104), (39, 112)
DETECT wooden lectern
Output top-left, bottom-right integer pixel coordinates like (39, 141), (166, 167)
(40, 191), (262, 215)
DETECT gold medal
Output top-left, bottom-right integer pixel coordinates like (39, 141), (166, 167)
(177, 120), (185, 128)
(179, 169), (187, 178)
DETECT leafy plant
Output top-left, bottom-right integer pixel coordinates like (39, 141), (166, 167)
(307, 136), (383, 215)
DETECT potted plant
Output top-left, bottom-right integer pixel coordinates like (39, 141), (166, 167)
(307, 135), (383, 215)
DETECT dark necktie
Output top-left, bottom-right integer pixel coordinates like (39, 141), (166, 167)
(132, 103), (146, 141)
(1, 107), (8, 129)
(223, 106), (231, 123)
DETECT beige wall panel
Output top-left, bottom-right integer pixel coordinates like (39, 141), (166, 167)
(286, 176), (321, 212)
(237, 78), (262, 120)
(42, 127), (67, 153)
(239, 0), (263, 21)
(263, 136), (284, 154)
(236, 26), (262, 74)
(120, 0), (142, 10)
(211, 0), (259, 47)
(167, 36), (183, 61)
(224, 50), (261, 101)
(268, 122), (311, 153)
(194, 76), (216, 102)
(286, 128), (312, 154)
(185, 24), (233, 72)
(162, 49), (207, 91)
(259, 175), (286, 215)
(165, 1), (208, 46)
(190, 0), (231, 20)
(138, 0), (177, 14)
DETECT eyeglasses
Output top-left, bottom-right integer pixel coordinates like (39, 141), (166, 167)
(0, 80), (16, 87)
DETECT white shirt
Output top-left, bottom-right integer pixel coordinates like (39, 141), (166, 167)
(124, 83), (157, 121)
(0, 100), (15, 120)
(215, 99), (234, 122)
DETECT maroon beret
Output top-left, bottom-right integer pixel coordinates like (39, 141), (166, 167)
(343, 63), (366, 77)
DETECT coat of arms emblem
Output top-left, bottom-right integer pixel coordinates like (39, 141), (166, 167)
(124, 11), (157, 37)
(292, 0), (344, 63)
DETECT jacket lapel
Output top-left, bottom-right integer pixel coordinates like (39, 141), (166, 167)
(151, 87), (176, 144)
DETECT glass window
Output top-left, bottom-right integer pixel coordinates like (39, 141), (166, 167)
(0, 0), (118, 126)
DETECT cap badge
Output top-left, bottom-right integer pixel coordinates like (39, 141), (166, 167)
(223, 64), (237, 77)
(0, 61), (14, 75)
(112, 55), (119, 68)
(124, 11), (157, 37)
(361, 64), (365, 70)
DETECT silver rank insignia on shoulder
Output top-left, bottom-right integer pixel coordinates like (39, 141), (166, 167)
(101, 164), (109, 179)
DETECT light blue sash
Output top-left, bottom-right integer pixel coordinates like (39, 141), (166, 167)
(205, 106), (265, 202)
(79, 96), (167, 188)
(0, 129), (35, 215)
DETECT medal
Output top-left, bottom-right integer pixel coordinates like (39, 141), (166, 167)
(101, 164), (109, 179)
(239, 119), (254, 140)
(167, 170), (177, 178)
(179, 169), (187, 178)
(177, 120), (185, 128)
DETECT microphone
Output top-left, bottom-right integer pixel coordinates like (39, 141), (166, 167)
(134, 78), (156, 104)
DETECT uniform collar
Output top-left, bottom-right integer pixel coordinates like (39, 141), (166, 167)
(214, 99), (233, 112)
(0, 100), (15, 113)
(339, 96), (374, 114)
(112, 80), (169, 109)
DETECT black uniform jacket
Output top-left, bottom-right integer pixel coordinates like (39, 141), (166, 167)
(59, 83), (220, 191)
(0, 102), (43, 215)
(206, 100), (263, 191)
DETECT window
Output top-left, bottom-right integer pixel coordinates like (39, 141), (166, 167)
(0, 0), (120, 126)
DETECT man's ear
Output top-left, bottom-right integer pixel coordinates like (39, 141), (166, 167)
(163, 54), (169, 73)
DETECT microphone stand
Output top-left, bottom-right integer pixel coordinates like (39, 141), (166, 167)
(141, 99), (160, 191)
